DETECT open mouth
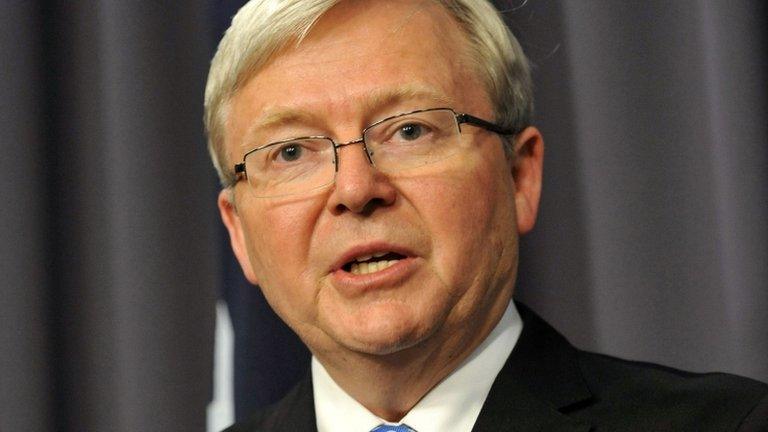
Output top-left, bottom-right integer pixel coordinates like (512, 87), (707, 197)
(341, 251), (406, 275)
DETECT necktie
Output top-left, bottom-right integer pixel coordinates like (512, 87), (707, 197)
(369, 424), (416, 432)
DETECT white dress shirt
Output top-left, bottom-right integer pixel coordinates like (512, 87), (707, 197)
(313, 301), (523, 432)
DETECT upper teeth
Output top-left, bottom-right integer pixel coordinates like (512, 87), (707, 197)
(350, 260), (399, 275)
(354, 251), (388, 262)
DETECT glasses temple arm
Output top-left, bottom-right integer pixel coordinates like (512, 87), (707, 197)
(456, 113), (517, 136)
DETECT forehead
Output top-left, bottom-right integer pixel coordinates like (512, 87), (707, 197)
(226, 0), (488, 151)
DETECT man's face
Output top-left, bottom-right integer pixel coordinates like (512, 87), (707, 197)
(220, 0), (542, 362)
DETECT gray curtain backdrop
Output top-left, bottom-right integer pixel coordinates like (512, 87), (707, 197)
(1, 1), (765, 431)
(1, 2), (217, 431)
(514, 0), (768, 383)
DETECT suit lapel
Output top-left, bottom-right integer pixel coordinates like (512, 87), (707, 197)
(264, 372), (317, 432)
(472, 303), (594, 432)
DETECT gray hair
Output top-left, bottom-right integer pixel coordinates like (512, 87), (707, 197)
(204, 0), (532, 187)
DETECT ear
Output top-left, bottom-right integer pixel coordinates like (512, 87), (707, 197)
(510, 126), (544, 234)
(218, 189), (259, 284)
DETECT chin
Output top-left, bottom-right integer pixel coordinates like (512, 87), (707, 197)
(345, 325), (436, 356)
(348, 336), (420, 356)
(328, 301), (438, 356)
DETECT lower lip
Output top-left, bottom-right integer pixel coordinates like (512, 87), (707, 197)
(330, 257), (418, 295)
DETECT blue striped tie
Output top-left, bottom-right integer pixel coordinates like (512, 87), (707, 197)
(369, 424), (417, 432)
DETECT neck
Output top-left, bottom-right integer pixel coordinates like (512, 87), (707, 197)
(315, 299), (510, 422)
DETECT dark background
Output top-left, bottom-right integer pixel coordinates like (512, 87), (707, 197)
(2, 1), (766, 431)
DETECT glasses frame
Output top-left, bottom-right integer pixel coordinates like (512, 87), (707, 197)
(231, 107), (517, 191)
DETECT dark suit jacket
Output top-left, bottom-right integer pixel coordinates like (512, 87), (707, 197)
(225, 303), (768, 431)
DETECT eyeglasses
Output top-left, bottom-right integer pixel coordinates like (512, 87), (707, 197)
(232, 107), (516, 198)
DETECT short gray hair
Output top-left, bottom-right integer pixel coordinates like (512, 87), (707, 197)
(204, 0), (532, 187)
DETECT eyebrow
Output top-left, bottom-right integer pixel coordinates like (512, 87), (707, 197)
(240, 84), (457, 148)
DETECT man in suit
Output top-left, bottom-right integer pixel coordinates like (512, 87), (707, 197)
(204, 0), (768, 430)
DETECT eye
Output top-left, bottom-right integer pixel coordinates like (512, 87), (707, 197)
(397, 123), (424, 141)
(262, 138), (331, 169)
(276, 143), (303, 162)
(366, 112), (443, 148)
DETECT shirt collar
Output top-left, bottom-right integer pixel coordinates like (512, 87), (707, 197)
(313, 301), (523, 432)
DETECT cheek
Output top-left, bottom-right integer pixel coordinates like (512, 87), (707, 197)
(402, 155), (516, 275)
(240, 197), (326, 316)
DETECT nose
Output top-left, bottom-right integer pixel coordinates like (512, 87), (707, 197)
(326, 140), (396, 215)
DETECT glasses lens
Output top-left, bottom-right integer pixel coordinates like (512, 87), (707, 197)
(245, 138), (335, 198)
(364, 109), (460, 172)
